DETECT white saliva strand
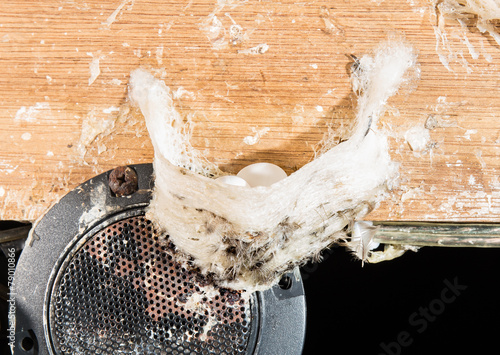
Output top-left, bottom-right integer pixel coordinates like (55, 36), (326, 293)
(128, 38), (419, 292)
(128, 69), (221, 178)
(462, 0), (500, 21)
(349, 39), (418, 143)
(437, 0), (500, 46)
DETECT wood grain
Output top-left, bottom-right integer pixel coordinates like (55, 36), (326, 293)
(0, 0), (499, 222)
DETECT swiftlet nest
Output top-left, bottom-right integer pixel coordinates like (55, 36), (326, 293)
(128, 38), (420, 292)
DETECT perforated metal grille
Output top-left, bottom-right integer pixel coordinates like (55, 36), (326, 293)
(49, 216), (253, 355)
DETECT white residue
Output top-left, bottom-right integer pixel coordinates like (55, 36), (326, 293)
(463, 129), (478, 140)
(172, 87), (196, 100)
(78, 183), (117, 231)
(437, 53), (451, 71)
(183, 292), (206, 314)
(156, 45), (164, 65)
(15, 102), (50, 122)
(21, 132), (32, 141)
(479, 37), (493, 61)
(476, 20), (500, 46)
(103, 106), (120, 114)
(475, 148), (486, 168)
(433, 25), (453, 72)
(101, 0), (134, 29)
(229, 24), (246, 45)
(326, 88), (336, 96)
(97, 143), (107, 155)
(468, 175), (476, 185)
(400, 186), (425, 203)
(200, 15), (227, 50)
(459, 22), (480, 59)
(433, 0), (500, 71)
(238, 43), (269, 55)
(0, 187), (4, 197)
(315, 105), (324, 112)
(404, 126), (430, 152)
(87, 52), (104, 86)
(77, 109), (116, 159)
(320, 6), (342, 35)
(0, 162), (18, 174)
(254, 13), (265, 25)
(424, 114), (457, 130)
(243, 127), (270, 145)
(133, 49), (142, 58)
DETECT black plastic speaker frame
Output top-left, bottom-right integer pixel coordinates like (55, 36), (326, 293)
(13, 164), (306, 355)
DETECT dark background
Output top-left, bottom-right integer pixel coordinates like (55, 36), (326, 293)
(1, 220), (499, 355)
(302, 245), (500, 355)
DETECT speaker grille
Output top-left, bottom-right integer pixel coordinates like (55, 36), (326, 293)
(49, 216), (253, 354)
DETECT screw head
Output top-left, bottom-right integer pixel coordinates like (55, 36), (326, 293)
(108, 166), (138, 197)
(278, 275), (292, 290)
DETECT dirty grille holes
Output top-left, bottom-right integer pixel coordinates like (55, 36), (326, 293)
(50, 216), (252, 355)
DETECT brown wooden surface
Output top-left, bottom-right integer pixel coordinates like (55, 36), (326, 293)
(0, 0), (499, 222)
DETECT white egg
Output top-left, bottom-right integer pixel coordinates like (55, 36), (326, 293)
(215, 175), (250, 187)
(237, 163), (287, 187)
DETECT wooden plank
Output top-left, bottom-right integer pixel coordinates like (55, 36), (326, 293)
(0, 0), (499, 222)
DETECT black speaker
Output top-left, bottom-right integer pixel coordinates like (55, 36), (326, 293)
(14, 164), (306, 355)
